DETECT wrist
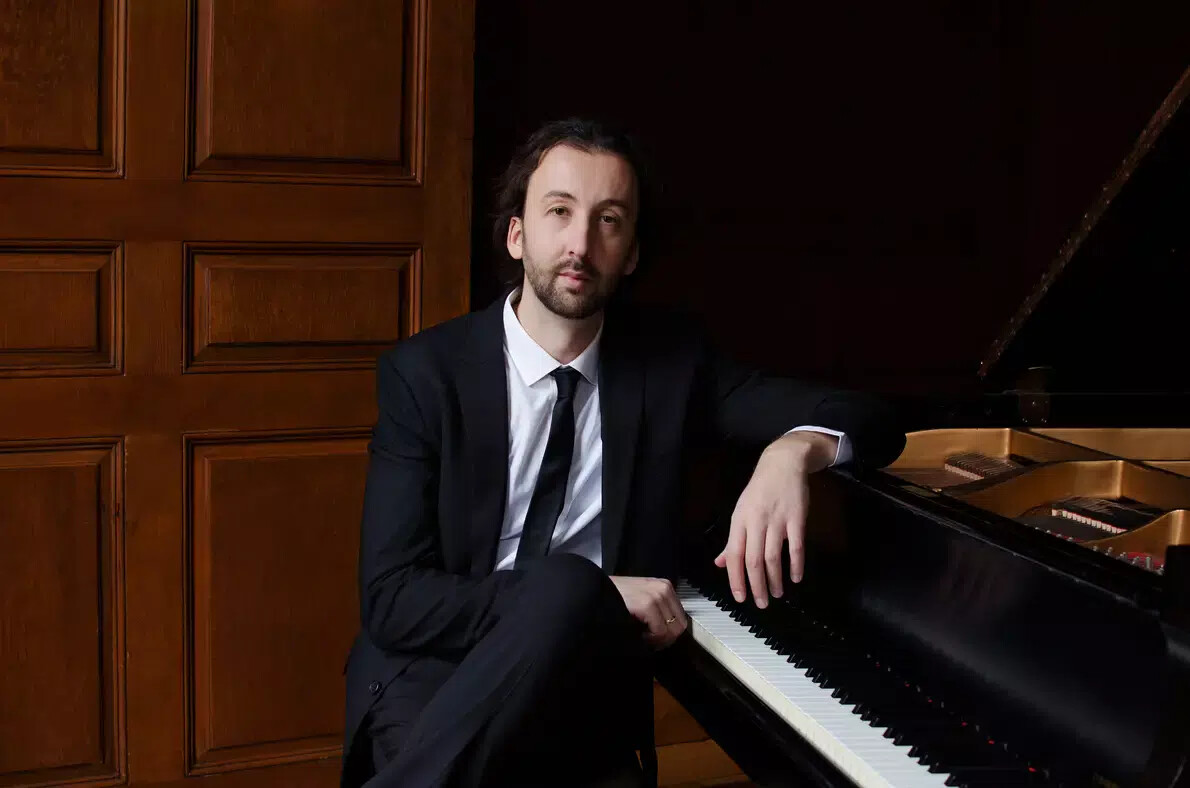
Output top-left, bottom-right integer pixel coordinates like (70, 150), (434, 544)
(763, 432), (835, 473)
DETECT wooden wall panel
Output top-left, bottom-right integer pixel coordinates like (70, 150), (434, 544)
(0, 0), (124, 176)
(188, 0), (423, 183)
(0, 0), (474, 783)
(0, 243), (122, 376)
(0, 441), (123, 787)
(186, 432), (367, 774)
(185, 244), (417, 372)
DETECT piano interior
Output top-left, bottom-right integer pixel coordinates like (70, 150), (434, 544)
(888, 428), (1190, 573)
(1035, 427), (1190, 477)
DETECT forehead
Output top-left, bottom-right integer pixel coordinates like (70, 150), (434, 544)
(527, 144), (637, 209)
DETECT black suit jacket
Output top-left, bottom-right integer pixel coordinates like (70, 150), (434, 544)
(341, 295), (904, 784)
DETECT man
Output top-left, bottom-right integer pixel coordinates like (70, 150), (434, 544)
(342, 118), (904, 788)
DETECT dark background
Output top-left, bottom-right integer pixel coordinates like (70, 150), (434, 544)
(470, 1), (1190, 397)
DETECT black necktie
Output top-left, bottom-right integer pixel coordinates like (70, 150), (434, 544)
(514, 367), (583, 567)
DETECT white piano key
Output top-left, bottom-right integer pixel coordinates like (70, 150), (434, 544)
(677, 581), (952, 788)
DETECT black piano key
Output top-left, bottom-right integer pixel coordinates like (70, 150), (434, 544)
(906, 728), (981, 756)
(929, 749), (1021, 774)
(687, 577), (1052, 784)
(919, 727), (1021, 765)
(946, 766), (1043, 787)
(887, 719), (951, 742)
(894, 723), (975, 757)
(905, 730), (984, 760)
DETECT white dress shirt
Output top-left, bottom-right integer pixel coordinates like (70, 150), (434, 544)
(493, 292), (852, 572)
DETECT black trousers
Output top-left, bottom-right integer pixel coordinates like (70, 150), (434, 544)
(362, 554), (655, 788)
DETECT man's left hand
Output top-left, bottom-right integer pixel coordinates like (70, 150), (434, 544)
(714, 431), (838, 608)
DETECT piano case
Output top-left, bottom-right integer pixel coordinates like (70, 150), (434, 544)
(659, 64), (1190, 788)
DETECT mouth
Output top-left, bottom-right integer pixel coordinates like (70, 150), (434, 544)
(557, 270), (592, 283)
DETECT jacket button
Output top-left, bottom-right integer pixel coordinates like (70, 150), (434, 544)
(368, 680), (382, 695)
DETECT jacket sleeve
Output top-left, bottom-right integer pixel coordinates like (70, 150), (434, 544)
(695, 333), (905, 470)
(358, 352), (522, 658)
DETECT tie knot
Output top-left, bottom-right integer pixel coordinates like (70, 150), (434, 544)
(551, 367), (582, 400)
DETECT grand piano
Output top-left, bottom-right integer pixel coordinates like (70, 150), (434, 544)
(657, 66), (1190, 788)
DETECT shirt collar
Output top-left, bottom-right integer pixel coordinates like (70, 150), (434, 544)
(503, 289), (602, 387)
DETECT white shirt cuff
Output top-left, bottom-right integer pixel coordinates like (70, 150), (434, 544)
(783, 426), (852, 466)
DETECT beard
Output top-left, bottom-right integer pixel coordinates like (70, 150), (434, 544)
(523, 253), (617, 320)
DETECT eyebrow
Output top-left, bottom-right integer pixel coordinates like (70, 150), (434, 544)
(540, 191), (631, 212)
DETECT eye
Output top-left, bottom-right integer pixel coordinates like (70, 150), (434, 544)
(599, 214), (621, 226)
(549, 206), (569, 217)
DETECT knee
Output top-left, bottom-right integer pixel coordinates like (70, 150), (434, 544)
(519, 553), (616, 624)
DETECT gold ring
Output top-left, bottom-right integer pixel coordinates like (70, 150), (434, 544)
(665, 616), (677, 624)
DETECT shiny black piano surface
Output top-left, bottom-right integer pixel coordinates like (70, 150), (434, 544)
(658, 66), (1190, 788)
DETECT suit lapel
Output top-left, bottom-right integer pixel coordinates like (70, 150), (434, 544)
(599, 316), (643, 576)
(460, 299), (510, 577)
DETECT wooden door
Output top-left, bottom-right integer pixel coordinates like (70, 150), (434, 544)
(0, 1), (473, 785)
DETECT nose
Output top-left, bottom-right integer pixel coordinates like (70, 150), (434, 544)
(565, 213), (595, 261)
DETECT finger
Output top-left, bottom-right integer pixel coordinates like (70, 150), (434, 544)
(657, 580), (685, 628)
(671, 602), (689, 637)
(645, 599), (668, 640)
(765, 522), (785, 599)
(653, 588), (684, 648)
(660, 590), (689, 640)
(722, 521), (747, 602)
(650, 597), (682, 648)
(788, 481), (809, 583)
(745, 522), (768, 608)
(787, 523), (804, 585)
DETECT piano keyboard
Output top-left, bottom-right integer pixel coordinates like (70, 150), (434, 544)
(677, 581), (1048, 788)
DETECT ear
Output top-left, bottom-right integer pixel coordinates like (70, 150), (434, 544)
(625, 239), (639, 276)
(506, 216), (524, 260)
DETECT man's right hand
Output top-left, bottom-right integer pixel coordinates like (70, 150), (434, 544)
(609, 576), (688, 650)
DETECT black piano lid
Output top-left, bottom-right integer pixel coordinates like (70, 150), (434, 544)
(978, 64), (1190, 397)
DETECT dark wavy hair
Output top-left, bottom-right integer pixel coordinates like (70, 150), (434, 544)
(491, 118), (655, 286)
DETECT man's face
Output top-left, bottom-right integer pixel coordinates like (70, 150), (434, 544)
(506, 144), (639, 320)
